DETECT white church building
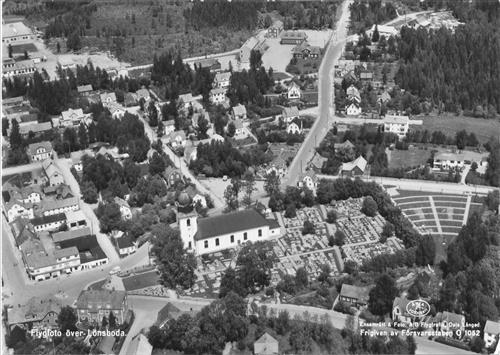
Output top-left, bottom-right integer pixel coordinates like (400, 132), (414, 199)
(179, 209), (281, 255)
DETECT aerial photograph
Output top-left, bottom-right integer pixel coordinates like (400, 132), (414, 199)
(1, 0), (499, 354)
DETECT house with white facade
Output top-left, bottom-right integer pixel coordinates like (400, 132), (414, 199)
(169, 130), (187, 148)
(346, 101), (361, 116)
(433, 150), (489, 172)
(164, 120), (175, 136)
(282, 106), (300, 123)
(115, 233), (137, 257)
(484, 320), (500, 349)
(210, 88), (226, 105)
(31, 214), (67, 232)
(286, 121), (302, 135)
(383, 115), (409, 140)
(297, 170), (318, 191)
(41, 197), (79, 217)
(27, 142), (53, 162)
(60, 108), (87, 127)
(179, 209), (281, 255)
(287, 82), (302, 100)
(213, 72), (231, 89)
(42, 159), (65, 186)
(76, 290), (128, 325)
(232, 104), (247, 120)
(114, 197), (132, 220)
(100, 92), (117, 105)
(5, 200), (34, 222)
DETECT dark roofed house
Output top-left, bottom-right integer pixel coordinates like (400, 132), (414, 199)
(56, 234), (108, 268)
(124, 92), (138, 107)
(75, 290), (128, 325)
(7, 297), (62, 331)
(339, 284), (371, 307)
(115, 233), (137, 256)
(77, 84), (93, 95)
(280, 30), (307, 45)
(155, 303), (182, 328)
(31, 213), (67, 232)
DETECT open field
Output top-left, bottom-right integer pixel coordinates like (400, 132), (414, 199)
(388, 147), (430, 169)
(10, 43), (38, 53)
(417, 114), (500, 143)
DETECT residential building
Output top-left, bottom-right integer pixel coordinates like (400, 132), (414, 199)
(433, 150), (489, 172)
(113, 197), (131, 220)
(27, 141), (53, 162)
(184, 145), (198, 164)
(185, 186), (207, 208)
(169, 130), (187, 148)
(280, 30), (307, 45)
(432, 311), (465, 339)
(267, 20), (283, 38)
(52, 227), (91, 244)
(60, 108), (86, 127)
(3, 184), (42, 204)
(240, 37), (259, 63)
(115, 234), (137, 257)
(164, 120), (176, 136)
(339, 284), (371, 307)
(378, 91), (391, 105)
(42, 159), (65, 186)
(346, 101), (361, 116)
(136, 88), (150, 102)
(7, 297), (61, 332)
(65, 210), (87, 230)
(2, 22), (34, 43)
(179, 93), (195, 109)
(31, 214), (67, 232)
(163, 166), (184, 187)
(179, 209), (281, 255)
(383, 115), (409, 140)
(193, 58), (221, 72)
(233, 119), (247, 138)
(282, 106), (300, 123)
(55, 233), (108, 270)
(2, 58), (36, 79)
(309, 153), (327, 172)
(210, 88), (226, 105)
(155, 303), (183, 328)
(341, 156), (368, 176)
(100, 92), (117, 105)
(297, 170), (318, 191)
(9, 217), (36, 248)
(75, 290), (128, 325)
(232, 104), (247, 120)
(19, 122), (52, 138)
(254, 332), (279, 355)
(43, 184), (73, 199)
(5, 199), (34, 222)
(21, 240), (80, 281)
(392, 296), (414, 325)
(287, 82), (302, 100)
(124, 93), (138, 107)
(3, 96), (26, 107)
(359, 70), (373, 81)
(292, 42), (321, 59)
(128, 334), (153, 355)
(213, 72), (231, 89)
(346, 85), (361, 100)
(286, 121), (302, 135)
(484, 320), (500, 349)
(40, 196), (79, 216)
(77, 85), (93, 95)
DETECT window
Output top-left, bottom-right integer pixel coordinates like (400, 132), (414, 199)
(258, 229), (262, 237)
(186, 218), (190, 227)
(243, 232), (247, 241)
(188, 242), (192, 249)
(204, 240), (208, 248)
(216, 238), (220, 246)
(230, 235), (234, 243)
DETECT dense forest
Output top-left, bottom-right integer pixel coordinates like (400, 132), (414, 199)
(266, 1), (340, 30)
(394, 1), (500, 114)
(348, 0), (397, 34)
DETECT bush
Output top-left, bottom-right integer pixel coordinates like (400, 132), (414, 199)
(334, 300), (356, 315)
(326, 210), (337, 223)
(302, 220), (315, 235)
(361, 196), (378, 217)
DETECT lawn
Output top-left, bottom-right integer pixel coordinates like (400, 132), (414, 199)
(417, 114), (500, 143)
(388, 147), (430, 169)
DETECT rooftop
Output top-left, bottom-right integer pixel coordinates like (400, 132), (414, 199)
(341, 156), (367, 172)
(20, 122), (52, 135)
(76, 290), (126, 311)
(30, 213), (66, 227)
(485, 320), (500, 335)
(7, 297), (61, 326)
(195, 209), (270, 241)
(434, 150), (489, 163)
(3, 22), (33, 38)
(340, 284), (371, 302)
(52, 227), (91, 243)
(383, 114), (409, 125)
(27, 141), (53, 156)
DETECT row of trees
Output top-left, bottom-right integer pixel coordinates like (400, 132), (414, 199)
(348, 0), (397, 34)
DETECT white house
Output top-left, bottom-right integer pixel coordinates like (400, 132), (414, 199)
(115, 234), (137, 257)
(100, 92), (117, 105)
(169, 130), (187, 148)
(433, 150), (489, 172)
(484, 320), (500, 349)
(341, 156), (368, 176)
(254, 332), (279, 355)
(297, 170), (317, 191)
(185, 186), (207, 208)
(210, 88), (226, 105)
(367, 24), (398, 38)
(286, 121), (302, 135)
(60, 108), (86, 127)
(31, 213), (67, 232)
(346, 85), (360, 100)
(287, 82), (302, 100)
(383, 115), (409, 140)
(233, 119), (247, 138)
(164, 120), (175, 136)
(27, 142), (53, 162)
(42, 159), (65, 186)
(5, 200), (34, 222)
(346, 101), (361, 116)
(232, 104), (247, 120)
(41, 197), (79, 217)
(114, 197), (132, 220)
(179, 209), (281, 255)
(432, 311), (465, 339)
(213, 72), (231, 89)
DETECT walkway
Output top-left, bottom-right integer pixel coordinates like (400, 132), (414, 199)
(427, 196), (443, 234)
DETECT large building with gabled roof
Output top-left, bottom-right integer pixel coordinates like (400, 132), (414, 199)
(179, 209), (281, 255)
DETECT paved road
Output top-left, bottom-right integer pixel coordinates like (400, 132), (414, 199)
(284, 0), (353, 187)
(316, 174), (496, 195)
(137, 110), (225, 209)
(2, 162), (42, 177)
